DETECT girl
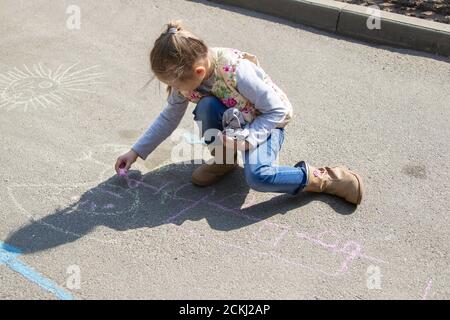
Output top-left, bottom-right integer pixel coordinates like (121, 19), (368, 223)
(115, 20), (364, 205)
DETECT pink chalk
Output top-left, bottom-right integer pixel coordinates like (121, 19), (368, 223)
(118, 168), (128, 177)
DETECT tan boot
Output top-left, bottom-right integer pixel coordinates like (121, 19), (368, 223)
(191, 144), (238, 187)
(295, 161), (364, 205)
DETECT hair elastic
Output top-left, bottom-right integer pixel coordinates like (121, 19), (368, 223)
(168, 27), (178, 34)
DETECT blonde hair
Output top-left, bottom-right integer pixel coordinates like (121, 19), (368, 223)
(149, 20), (211, 98)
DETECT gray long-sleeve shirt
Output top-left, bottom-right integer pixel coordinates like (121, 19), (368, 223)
(132, 58), (290, 160)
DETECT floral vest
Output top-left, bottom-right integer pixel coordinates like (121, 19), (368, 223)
(178, 47), (293, 127)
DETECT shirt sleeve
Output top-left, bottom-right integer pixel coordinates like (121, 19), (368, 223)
(235, 59), (290, 148)
(132, 89), (189, 160)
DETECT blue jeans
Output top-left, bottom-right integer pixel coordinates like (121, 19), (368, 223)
(193, 96), (307, 195)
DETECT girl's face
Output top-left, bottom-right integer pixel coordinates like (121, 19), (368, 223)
(164, 72), (203, 92)
(159, 55), (212, 92)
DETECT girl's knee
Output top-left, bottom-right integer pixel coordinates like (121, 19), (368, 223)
(196, 95), (216, 109)
(193, 96), (226, 136)
(194, 96), (223, 116)
(244, 165), (272, 191)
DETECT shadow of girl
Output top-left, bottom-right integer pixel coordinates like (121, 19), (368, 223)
(6, 161), (355, 254)
(4, 162), (248, 254)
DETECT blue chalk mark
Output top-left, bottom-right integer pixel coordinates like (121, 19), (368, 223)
(0, 242), (75, 300)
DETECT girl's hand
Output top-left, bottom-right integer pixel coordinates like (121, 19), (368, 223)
(219, 132), (250, 151)
(115, 149), (138, 174)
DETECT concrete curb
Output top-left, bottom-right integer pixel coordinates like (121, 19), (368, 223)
(208, 0), (450, 57)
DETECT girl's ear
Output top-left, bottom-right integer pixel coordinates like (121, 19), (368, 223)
(195, 66), (206, 77)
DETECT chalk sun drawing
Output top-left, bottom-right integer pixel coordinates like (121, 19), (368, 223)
(0, 63), (104, 111)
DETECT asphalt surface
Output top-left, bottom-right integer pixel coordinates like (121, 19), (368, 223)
(0, 0), (449, 299)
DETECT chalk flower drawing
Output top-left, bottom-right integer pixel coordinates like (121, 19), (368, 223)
(0, 63), (103, 111)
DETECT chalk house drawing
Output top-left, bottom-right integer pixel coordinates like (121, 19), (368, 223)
(0, 63), (104, 111)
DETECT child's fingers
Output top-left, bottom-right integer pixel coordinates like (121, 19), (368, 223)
(222, 135), (236, 150)
(114, 158), (122, 173)
(124, 160), (132, 171)
(223, 138), (231, 148)
(115, 157), (128, 173)
(218, 131), (226, 142)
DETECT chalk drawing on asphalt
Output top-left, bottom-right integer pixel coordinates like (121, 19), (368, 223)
(6, 143), (386, 277)
(0, 63), (104, 111)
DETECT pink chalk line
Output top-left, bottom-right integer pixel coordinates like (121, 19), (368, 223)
(422, 279), (432, 300)
(119, 176), (386, 276)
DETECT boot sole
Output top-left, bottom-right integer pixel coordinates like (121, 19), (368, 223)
(348, 171), (364, 205)
(191, 175), (220, 187)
